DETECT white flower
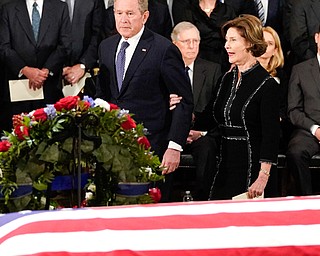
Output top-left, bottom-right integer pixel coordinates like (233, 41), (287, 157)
(85, 192), (94, 200)
(94, 98), (110, 111)
(0, 168), (2, 178)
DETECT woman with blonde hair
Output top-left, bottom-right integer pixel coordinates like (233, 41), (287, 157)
(257, 26), (292, 154)
(257, 26), (284, 78)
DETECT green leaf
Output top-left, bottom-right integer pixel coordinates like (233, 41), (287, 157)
(81, 140), (94, 153)
(62, 137), (74, 153)
(39, 144), (60, 163)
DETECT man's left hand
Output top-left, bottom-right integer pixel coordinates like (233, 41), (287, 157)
(63, 64), (85, 85)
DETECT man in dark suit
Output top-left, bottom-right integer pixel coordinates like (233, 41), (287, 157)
(62, 0), (104, 91)
(0, 0), (71, 132)
(286, 28), (320, 195)
(289, 0), (320, 64)
(96, 0), (194, 202)
(171, 21), (221, 200)
(102, 0), (172, 39)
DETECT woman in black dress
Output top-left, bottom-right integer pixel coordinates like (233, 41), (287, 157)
(210, 15), (280, 200)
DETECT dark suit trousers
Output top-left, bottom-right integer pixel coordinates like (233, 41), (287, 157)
(286, 129), (320, 195)
(184, 134), (218, 201)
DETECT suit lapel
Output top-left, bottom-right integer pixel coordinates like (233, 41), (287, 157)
(37, 0), (53, 46)
(16, 1), (36, 46)
(110, 35), (121, 96)
(310, 57), (320, 94)
(120, 29), (153, 94)
(193, 58), (206, 108)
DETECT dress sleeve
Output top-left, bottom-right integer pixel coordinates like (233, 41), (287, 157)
(259, 78), (280, 164)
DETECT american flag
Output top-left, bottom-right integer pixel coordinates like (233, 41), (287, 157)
(1, 196), (320, 256)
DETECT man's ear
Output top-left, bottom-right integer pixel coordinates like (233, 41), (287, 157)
(142, 10), (149, 25)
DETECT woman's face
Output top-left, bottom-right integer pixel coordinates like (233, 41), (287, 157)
(259, 31), (276, 60)
(224, 27), (252, 66)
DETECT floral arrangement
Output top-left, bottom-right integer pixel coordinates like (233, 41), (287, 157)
(0, 96), (163, 213)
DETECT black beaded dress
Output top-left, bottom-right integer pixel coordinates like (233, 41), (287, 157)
(210, 63), (280, 200)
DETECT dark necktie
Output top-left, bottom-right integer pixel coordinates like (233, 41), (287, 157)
(32, 2), (40, 42)
(116, 41), (130, 91)
(185, 66), (192, 90)
(254, 0), (265, 25)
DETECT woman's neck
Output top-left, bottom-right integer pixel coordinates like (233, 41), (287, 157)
(237, 57), (257, 73)
(199, 0), (216, 15)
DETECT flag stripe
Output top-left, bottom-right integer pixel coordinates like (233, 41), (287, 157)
(1, 196), (320, 256)
(1, 225), (320, 255)
(1, 209), (320, 245)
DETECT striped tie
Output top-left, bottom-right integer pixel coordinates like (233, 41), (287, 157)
(255, 0), (265, 25)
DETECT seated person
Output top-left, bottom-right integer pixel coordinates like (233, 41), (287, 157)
(286, 28), (320, 195)
(170, 22), (221, 200)
(257, 26), (293, 154)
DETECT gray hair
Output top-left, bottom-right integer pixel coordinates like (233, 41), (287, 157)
(171, 21), (200, 41)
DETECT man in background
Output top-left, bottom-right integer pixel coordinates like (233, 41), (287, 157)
(171, 22), (221, 200)
(286, 28), (320, 196)
(0, 0), (71, 132)
(62, 0), (104, 97)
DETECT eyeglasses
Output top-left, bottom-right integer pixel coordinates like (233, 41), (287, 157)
(178, 39), (200, 45)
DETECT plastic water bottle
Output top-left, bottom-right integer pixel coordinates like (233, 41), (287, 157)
(182, 191), (193, 202)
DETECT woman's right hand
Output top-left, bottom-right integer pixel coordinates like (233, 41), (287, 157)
(169, 94), (182, 110)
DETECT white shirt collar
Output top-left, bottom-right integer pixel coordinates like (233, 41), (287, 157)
(120, 25), (145, 46)
(26, 0), (44, 20)
(187, 61), (195, 73)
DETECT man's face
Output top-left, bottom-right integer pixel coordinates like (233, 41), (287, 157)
(114, 0), (149, 39)
(174, 28), (200, 64)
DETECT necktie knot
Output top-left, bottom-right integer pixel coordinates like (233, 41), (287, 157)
(120, 41), (130, 52)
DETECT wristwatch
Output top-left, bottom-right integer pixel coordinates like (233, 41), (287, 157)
(80, 64), (86, 70)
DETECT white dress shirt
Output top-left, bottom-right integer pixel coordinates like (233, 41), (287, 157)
(26, 0), (43, 22)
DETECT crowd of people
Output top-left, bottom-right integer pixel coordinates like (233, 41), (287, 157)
(0, 0), (319, 202)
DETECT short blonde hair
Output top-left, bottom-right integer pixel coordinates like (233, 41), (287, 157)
(222, 14), (267, 57)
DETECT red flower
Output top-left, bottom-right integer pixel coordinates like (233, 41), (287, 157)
(109, 103), (119, 110)
(33, 108), (47, 122)
(137, 136), (151, 149)
(0, 141), (11, 152)
(12, 114), (24, 128)
(54, 96), (80, 111)
(121, 114), (136, 130)
(14, 125), (29, 140)
(149, 187), (161, 203)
